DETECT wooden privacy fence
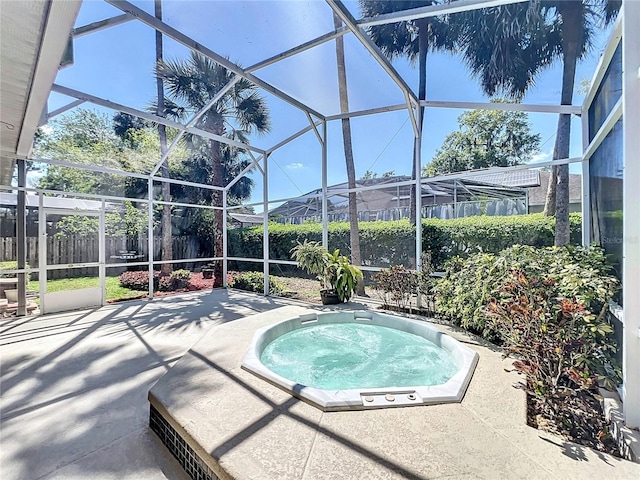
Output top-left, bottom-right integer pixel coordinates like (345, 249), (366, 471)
(0, 236), (213, 279)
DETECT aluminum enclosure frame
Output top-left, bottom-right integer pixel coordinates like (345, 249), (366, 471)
(3, 0), (638, 429)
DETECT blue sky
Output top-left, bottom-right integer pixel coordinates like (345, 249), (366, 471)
(46, 0), (615, 210)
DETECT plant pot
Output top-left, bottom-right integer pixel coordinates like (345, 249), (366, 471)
(320, 289), (341, 305)
(5, 289), (18, 303)
(202, 269), (214, 279)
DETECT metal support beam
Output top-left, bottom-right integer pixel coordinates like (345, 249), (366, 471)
(453, 181), (458, 218)
(415, 114), (423, 308)
(106, 0), (326, 120)
(266, 124), (317, 155)
(326, 103), (408, 121)
(99, 199), (106, 306)
(73, 13), (134, 37)
(581, 101), (591, 247)
(30, 155), (223, 193)
(150, 75), (241, 176)
(321, 120), (329, 249)
(225, 155), (263, 191)
(306, 112), (324, 146)
(51, 83), (266, 154)
(17, 159), (26, 316)
(422, 100), (582, 116)
(582, 99), (622, 163)
(44, 99), (85, 123)
(147, 177), (154, 299)
(222, 190), (228, 287)
(38, 193), (46, 312)
(584, 16), (622, 112)
(247, 150), (264, 176)
(263, 154), (270, 296)
(357, 0), (528, 28)
(247, 26), (349, 72)
(3, 183), (150, 205)
(325, 0), (419, 107)
(324, 99), (582, 123)
(405, 93), (420, 138)
(622, 0), (640, 429)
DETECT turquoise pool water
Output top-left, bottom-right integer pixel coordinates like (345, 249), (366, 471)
(260, 322), (458, 390)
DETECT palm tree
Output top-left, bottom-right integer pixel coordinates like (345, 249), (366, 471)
(538, 0), (619, 246)
(156, 52), (270, 286)
(155, 0), (172, 275)
(453, 0), (619, 246)
(333, 13), (364, 296)
(358, 1), (455, 226)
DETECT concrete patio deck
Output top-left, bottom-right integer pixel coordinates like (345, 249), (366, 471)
(0, 289), (294, 480)
(149, 304), (640, 480)
(1, 290), (639, 479)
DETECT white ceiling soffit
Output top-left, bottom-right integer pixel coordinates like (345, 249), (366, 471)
(0, 0), (81, 185)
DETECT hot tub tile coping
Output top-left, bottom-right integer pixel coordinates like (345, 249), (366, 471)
(241, 310), (479, 411)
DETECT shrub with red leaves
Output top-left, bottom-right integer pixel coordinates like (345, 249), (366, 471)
(119, 271), (160, 291)
(487, 270), (620, 454)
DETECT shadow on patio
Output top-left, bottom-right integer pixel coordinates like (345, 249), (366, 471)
(0, 289), (292, 480)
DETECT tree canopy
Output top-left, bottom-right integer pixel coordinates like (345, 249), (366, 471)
(359, 170), (396, 181)
(424, 105), (541, 176)
(34, 108), (188, 196)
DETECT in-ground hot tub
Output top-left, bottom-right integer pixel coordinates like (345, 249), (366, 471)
(242, 310), (479, 411)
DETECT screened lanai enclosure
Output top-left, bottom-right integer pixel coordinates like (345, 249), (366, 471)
(269, 174), (529, 223)
(0, 0), (639, 428)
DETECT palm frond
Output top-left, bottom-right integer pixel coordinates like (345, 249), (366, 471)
(147, 97), (188, 122)
(234, 92), (271, 134)
(453, 2), (556, 99)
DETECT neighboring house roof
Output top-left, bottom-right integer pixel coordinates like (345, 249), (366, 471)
(466, 170), (541, 188)
(528, 171), (582, 206)
(228, 213), (263, 225)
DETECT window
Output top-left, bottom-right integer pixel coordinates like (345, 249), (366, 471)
(588, 42), (622, 142)
(589, 119), (623, 296)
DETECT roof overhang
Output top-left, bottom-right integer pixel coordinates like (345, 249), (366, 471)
(0, 0), (81, 185)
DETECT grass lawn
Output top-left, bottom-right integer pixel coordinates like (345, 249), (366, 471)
(27, 273), (325, 304)
(28, 276), (145, 302)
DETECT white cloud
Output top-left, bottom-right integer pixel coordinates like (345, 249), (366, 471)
(287, 162), (303, 169)
(531, 149), (552, 163)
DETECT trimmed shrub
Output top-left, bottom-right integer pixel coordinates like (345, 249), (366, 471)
(118, 269), (192, 291)
(371, 265), (418, 309)
(170, 269), (191, 289)
(119, 271), (157, 291)
(228, 271), (284, 295)
(228, 214), (582, 270)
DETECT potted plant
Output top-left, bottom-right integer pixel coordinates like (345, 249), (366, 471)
(201, 263), (215, 279)
(291, 240), (363, 305)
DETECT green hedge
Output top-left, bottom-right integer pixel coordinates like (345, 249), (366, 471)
(228, 213), (582, 270)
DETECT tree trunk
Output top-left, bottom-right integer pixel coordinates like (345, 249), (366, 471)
(542, 166), (556, 216)
(554, 5), (581, 246)
(155, 0), (172, 275)
(410, 19), (428, 232)
(333, 14), (364, 296)
(210, 125), (224, 287)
